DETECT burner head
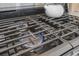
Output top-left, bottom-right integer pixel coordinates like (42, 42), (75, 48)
(63, 32), (79, 41)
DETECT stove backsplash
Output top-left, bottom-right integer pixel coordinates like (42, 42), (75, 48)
(0, 3), (68, 19)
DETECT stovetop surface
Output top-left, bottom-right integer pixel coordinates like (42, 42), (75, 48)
(0, 13), (79, 56)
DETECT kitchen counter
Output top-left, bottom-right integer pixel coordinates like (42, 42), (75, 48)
(69, 11), (79, 17)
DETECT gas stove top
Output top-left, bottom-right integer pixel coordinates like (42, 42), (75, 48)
(0, 13), (79, 56)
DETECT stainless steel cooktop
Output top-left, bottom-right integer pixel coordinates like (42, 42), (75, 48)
(0, 14), (79, 56)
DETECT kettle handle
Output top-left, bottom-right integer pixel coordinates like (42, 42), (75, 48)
(44, 5), (48, 9)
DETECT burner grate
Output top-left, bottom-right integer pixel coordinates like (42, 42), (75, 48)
(0, 14), (79, 56)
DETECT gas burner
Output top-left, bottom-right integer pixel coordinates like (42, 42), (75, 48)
(55, 29), (72, 37)
(63, 32), (79, 41)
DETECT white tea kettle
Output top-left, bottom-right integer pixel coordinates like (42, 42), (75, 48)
(44, 4), (64, 18)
